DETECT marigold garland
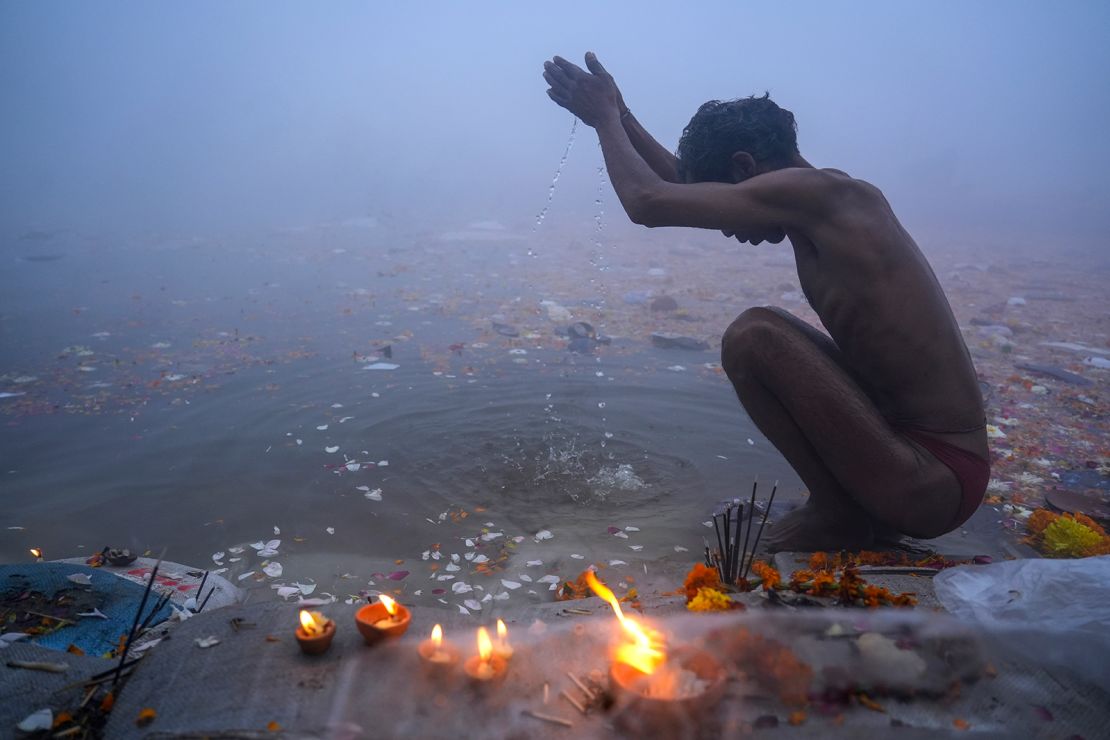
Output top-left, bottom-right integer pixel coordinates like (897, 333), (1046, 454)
(750, 560), (781, 590)
(681, 562), (915, 608)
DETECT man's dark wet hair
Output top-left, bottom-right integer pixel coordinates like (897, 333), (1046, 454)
(676, 94), (799, 183)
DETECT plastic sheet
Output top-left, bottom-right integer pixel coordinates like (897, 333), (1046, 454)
(935, 556), (1110, 684)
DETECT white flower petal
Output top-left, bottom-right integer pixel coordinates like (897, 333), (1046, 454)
(17, 709), (53, 732)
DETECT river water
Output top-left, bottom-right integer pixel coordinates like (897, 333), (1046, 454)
(1, 219), (799, 612)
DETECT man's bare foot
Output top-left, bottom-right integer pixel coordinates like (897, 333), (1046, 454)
(763, 504), (874, 553)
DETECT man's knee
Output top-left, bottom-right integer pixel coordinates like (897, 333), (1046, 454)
(721, 306), (784, 377)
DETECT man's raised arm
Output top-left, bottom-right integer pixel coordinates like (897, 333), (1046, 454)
(543, 53), (837, 238)
(544, 53), (681, 183)
(619, 109), (681, 184)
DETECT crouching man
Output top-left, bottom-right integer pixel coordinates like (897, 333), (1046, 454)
(543, 53), (988, 550)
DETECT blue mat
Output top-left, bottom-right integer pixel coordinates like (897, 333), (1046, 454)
(0, 562), (172, 657)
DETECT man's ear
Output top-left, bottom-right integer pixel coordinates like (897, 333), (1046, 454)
(729, 151), (757, 182)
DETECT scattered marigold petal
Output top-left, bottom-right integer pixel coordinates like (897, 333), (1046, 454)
(787, 710), (807, 726)
(100, 692), (115, 712)
(136, 708), (157, 727)
(268, 720), (283, 732)
(953, 718), (970, 730)
(857, 693), (885, 713)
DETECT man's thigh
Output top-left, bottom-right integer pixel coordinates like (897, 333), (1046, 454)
(725, 307), (958, 534)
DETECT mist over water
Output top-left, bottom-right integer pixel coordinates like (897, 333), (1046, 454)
(2, 2), (1108, 609)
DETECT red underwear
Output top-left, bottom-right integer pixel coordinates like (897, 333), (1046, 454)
(901, 429), (990, 529)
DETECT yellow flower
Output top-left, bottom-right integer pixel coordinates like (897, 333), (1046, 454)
(687, 587), (735, 612)
(1043, 517), (1103, 558)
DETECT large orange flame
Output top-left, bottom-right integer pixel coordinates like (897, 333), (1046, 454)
(586, 570), (664, 674)
(379, 594), (397, 616)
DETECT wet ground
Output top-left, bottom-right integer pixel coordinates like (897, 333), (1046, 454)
(2, 217), (1107, 615)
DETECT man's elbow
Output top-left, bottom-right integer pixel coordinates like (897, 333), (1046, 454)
(625, 195), (665, 228)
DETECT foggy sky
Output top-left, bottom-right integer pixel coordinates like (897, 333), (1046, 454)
(2, 1), (1108, 251)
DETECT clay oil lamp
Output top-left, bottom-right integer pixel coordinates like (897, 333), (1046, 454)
(463, 626), (507, 686)
(355, 593), (411, 645)
(586, 571), (726, 728)
(295, 609), (336, 655)
(418, 623), (460, 677)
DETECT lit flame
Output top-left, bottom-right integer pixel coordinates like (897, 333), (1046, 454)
(477, 626), (493, 663)
(29, 548), (43, 559)
(496, 618), (508, 643)
(586, 570), (665, 675)
(431, 624), (443, 648)
(299, 609), (323, 636)
(379, 594), (397, 616)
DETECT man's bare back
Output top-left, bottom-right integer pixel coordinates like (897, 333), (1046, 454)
(789, 169), (985, 437)
(544, 53), (989, 552)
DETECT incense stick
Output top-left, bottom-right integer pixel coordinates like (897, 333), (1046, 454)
(196, 584), (216, 613)
(722, 505), (732, 583)
(560, 689), (587, 715)
(711, 515), (725, 580)
(739, 478), (759, 581)
(742, 481), (777, 580)
(112, 549), (165, 687)
(136, 591), (171, 635)
(524, 710), (574, 728)
(730, 503), (743, 583)
(194, 570), (209, 610)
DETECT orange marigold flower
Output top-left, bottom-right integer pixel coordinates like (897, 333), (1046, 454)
(1026, 508), (1059, 536)
(683, 563), (721, 603)
(1074, 513), (1107, 537)
(751, 561), (782, 590)
(892, 592), (918, 607)
(808, 552), (829, 570)
(811, 570), (838, 595)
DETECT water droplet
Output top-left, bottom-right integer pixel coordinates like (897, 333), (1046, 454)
(533, 118), (578, 230)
